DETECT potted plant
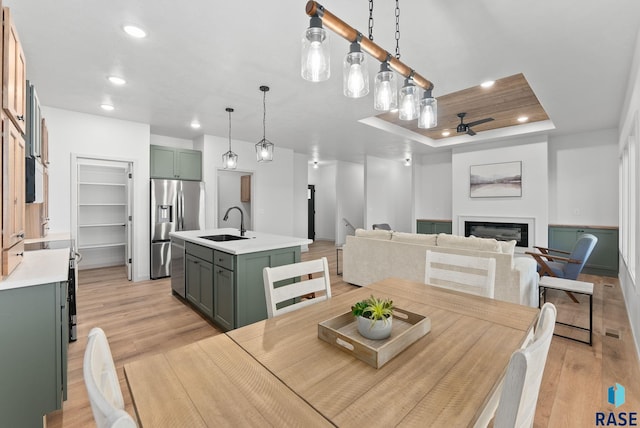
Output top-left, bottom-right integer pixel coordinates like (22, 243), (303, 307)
(351, 295), (394, 340)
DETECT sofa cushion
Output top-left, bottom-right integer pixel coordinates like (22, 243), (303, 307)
(499, 240), (517, 255)
(355, 228), (392, 240)
(437, 233), (501, 252)
(391, 232), (438, 246)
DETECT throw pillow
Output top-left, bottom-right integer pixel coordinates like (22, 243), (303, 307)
(437, 233), (501, 252)
(355, 228), (392, 240)
(391, 232), (437, 246)
(499, 240), (517, 255)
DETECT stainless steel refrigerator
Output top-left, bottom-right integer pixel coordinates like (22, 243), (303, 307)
(150, 179), (205, 279)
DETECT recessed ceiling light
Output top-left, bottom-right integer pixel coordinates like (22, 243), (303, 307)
(442, 130), (451, 137)
(123, 25), (147, 38)
(100, 104), (114, 111)
(190, 121), (201, 129)
(481, 80), (495, 88)
(108, 76), (126, 86)
(517, 116), (529, 123)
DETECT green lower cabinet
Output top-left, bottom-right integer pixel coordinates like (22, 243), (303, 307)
(213, 267), (235, 331)
(185, 254), (214, 318)
(548, 226), (619, 277)
(185, 243), (301, 331)
(417, 220), (452, 235)
(0, 281), (68, 427)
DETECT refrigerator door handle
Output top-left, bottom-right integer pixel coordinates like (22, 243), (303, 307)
(178, 188), (184, 230)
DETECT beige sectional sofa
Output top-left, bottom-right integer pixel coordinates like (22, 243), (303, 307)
(342, 229), (539, 307)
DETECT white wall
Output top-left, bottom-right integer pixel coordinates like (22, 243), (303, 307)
(335, 161), (364, 245)
(618, 28), (640, 359)
(548, 129), (618, 226)
(365, 156), (412, 232)
(197, 135), (295, 236)
(292, 153), (309, 240)
(217, 171), (252, 231)
(452, 137), (549, 247)
(42, 106), (151, 281)
(150, 134), (193, 149)
(308, 162), (337, 241)
(415, 151), (453, 225)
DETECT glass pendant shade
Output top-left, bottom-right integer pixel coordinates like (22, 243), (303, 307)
(256, 139), (274, 162)
(374, 62), (397, 111)
(222, 150), (238, 169)
(418, 90), (437, 129)
(301, 17), (330, 82)
(343, 42), (369, 98)
(399, 78), (420, 121)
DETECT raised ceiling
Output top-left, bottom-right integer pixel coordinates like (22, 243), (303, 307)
(373, 73), (550, 141)
(5, 0), (640, 163)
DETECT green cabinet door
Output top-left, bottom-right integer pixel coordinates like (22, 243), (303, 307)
(214, 267), (235, 331)
(185, 254), (214, 317)
(150, 145), (202, 180)
(0, 281), (68, 427)
(417, 220), (452, 234)
(176, 149), (202, 181)
(150, 145), (177, 178)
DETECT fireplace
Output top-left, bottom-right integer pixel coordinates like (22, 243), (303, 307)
(464, 221), (529, 248)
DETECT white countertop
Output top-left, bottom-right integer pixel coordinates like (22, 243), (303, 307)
(0, 248), (70, 291)
(170, 228), (312, 255)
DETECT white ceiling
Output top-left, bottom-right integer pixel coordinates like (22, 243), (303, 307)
(6, 0), (640, 164)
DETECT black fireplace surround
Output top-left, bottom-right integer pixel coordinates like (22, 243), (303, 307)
(464, 221), (529, 248)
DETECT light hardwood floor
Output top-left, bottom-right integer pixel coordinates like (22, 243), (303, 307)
(46, 241), (639, 427)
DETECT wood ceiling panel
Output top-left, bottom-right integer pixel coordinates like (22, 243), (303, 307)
(375, 73), (549, 140)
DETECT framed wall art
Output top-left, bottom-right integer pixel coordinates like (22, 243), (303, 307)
(470, 161), (522, 198)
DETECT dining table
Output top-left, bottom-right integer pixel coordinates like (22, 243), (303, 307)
(124, 277), (539, 427)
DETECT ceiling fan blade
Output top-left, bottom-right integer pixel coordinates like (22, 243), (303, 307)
(467, 117), (494, 127)
(467, 128), (477, 136)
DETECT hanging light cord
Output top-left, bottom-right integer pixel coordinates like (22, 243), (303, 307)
(368, 0), (374, 41)
(228, 110), (232, 151)
(395, 0), (401, 59)
(262, 90), (267, 141)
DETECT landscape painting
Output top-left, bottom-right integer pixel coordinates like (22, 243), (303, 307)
(470, 161), (522, 198)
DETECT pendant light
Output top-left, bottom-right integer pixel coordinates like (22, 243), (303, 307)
(399, 74), (420, 120)
(255, 86), (275, 162)
(222, 107), (238, 169)
(301, 14), (330, 82)
(374, 59), (397, 111)
(343, 38), (369, 98)
(418, 88), (437, 129)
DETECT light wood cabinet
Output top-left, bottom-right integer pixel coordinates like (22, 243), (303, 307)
(241, 175), (251, 202)
(2, 7), (26, 134)
(2, 115), (24, 251)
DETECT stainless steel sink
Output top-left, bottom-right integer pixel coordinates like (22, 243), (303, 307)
(199, 234), (248, 242)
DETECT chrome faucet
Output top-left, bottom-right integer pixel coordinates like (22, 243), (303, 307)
(223, 206), (246, 236)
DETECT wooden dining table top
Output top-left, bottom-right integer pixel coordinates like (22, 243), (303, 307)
(125, 277), (539, 427)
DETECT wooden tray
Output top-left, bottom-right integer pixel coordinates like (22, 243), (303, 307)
(318, 308), (431, 368)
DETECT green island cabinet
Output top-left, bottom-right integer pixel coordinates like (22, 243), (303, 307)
(150, 145), (202, 181)
(185, 242), (300, 331)
(0, 281), (68, 427)
(548, 225), (619, 277)
(417, 219), (452, 235)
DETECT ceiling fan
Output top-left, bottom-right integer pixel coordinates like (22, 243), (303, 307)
(456, 112), (494, 136)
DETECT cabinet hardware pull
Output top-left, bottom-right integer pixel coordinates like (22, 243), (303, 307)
(17, 233), (24, 238)
(17, 252), (23, 257)
(17, 115), (24, 121)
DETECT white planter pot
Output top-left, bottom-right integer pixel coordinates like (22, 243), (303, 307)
(357, 315), (393, 340)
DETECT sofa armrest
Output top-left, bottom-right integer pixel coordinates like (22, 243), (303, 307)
(513, 256), (539, 307)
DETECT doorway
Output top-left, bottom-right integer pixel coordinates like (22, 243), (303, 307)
(308, 185), (315, 240)
(217, 170), (253, 231)
(71, 156), (133, 280)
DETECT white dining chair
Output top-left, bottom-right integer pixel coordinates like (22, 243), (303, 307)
(492, 302), (557, 428)
(83, 327), (138, 428)
(263, 257), (332, 318)
(424, 250), (496, 298)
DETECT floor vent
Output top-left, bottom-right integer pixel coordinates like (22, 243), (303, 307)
(604, 283), (614, 288)
(605, 328), (621, 339)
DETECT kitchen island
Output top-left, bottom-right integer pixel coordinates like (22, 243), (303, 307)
(170, 228), (311, 331)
